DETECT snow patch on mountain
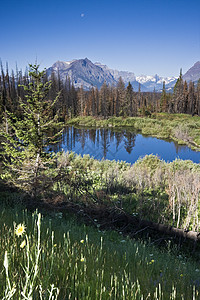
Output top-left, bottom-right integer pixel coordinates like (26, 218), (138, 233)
(136, 74), (178, 91)
(136, 74), (177, 85)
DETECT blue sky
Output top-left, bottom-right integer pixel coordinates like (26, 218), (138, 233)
(1, 0), (200, 77)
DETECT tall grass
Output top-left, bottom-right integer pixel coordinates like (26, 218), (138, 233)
(0, 200), (200, 299)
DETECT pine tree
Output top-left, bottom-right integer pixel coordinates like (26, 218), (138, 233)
(197, 79), (200, 116)
(188, 81), (196, 115)
(125, 82), (134, 116)
(100, 81), (109, 117)
(77, 86), (85, 116)
(116, 77), (125, 116)
(1, 64), (63, 197)
(172, 69), (184, 113)
(183, 80), (188, 113)
(160, 81), (167, 112)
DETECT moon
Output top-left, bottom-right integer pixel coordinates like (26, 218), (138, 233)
(81, 13), (85, 18)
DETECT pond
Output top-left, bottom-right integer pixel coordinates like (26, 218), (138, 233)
(51, 127), (200, 164)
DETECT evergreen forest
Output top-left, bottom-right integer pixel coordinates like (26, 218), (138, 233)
(0, 63), (200, 124)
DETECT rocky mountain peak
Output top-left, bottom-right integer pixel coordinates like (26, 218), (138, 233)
(183, 61), (200, 83)
(194, 61), (200, 67)
(47, 58), (116, 89)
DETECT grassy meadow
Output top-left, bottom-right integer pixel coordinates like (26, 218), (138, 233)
(1, 197), (200, 299)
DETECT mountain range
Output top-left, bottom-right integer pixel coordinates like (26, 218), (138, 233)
(47, 58), (200, 92)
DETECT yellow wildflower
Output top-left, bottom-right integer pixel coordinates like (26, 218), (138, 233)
(15, 223), (26, 237)
(80, 257), (85, 262)
(149, 259), (155, 265)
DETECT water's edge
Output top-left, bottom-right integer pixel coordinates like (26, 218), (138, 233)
(51, 126), (200, 164)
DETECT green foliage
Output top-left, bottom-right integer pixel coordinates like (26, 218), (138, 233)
(54, 152), (200, 230)
(0, 201), (200, 299)
(0, 64), (63, 196)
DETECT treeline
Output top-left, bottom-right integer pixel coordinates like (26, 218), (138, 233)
(0, 64), (200, 124)
(76, 72), (200, 117)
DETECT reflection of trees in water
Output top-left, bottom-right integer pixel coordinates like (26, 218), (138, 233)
(73, 127), (78, 148)
(57, 127), (87, 151)
(110, 130), (115, 144)
(114, 131), (124, 151)
(96, 129), (100, 147)
(48, 126), (199, 163)
(65, 127), (70, 150)
(78, 128), (87, 150)
(100, 129), (110, 158)
(174, 141), (187, 154)
(65, 127), (79, 151)
(89, 129), (96, 145)
(54, 127), (136, 157)
(124, 131), (136, 154)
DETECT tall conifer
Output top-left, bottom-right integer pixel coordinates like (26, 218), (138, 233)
(1, 64), (63, 197)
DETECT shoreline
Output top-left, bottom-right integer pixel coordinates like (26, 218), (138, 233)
(66, 113), (200, 151)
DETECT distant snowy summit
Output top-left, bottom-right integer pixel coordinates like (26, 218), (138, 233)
(135, 74), (177, 92)
(47, 58), (199, 91)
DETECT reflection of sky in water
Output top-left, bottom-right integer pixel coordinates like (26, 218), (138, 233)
(54, 127), (200, 164)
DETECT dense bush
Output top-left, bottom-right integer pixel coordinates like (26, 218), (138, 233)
(54, 152), (200, 231)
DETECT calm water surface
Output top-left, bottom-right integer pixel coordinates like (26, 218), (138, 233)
(53, 127), (200, 164)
